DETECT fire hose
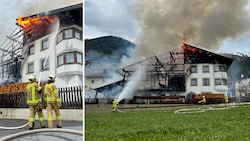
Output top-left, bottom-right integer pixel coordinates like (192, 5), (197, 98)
(0, 122), (29, 130)
(0, 128), (83, 141)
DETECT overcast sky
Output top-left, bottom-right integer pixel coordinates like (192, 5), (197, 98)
(85, 0), (250, 56)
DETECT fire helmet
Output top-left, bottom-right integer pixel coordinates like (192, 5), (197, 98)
(48, 75), (56, 81)
(29, 75), (36, 82)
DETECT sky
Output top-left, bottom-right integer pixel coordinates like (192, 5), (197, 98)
(85, 0), (250, 58)
(0, 0), (82, 45)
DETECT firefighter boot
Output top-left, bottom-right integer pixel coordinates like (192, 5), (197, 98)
(56, 120), (62, 128)
(29, 122), (34, 130)
(40, 120), (46, 128)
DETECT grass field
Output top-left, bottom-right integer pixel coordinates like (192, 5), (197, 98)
(85, 104), (250, 141)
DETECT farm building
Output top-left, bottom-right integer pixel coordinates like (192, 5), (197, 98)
(93, 43), (234, 104)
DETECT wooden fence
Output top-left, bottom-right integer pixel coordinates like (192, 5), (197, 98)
(0, 86), (83, 109)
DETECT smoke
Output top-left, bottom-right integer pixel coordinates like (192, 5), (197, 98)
(117, 63), (146, 102)
(0, 0), (82, 45)
(21, 0), (82, 16)
(133, 0), (250, 58)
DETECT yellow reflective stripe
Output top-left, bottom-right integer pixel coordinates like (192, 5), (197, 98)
(47, 97), (55, 101)
(48, 116), (54, 121)
(56, 116), (61, 120)
(39, 117), (44, 121)
(29, 118), (35, 122)
(27, 99), (41, 104)
(56, 98), (61, 102)
(32, 85), (35, 101)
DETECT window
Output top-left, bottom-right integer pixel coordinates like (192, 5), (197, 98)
(221, 79), (227, 85)
(57, 28), (82, 43)
(64, 29), (73, 39)
(214, 66), (219, 72)
(41, 58), (49, 71)
(191, 66), (197, 73)
(215, 79), (227, 85)
(203, 78), (210, 86)
(214, 65), (226, 72)
(91, 80), (94, 83)
(76, 52), (83, 64)
(219, 66), (226, 72)
(66, 52), (74, 63)
(203, 66), (209, 73)
(75, 30), (81, 39)
(27, 63), (34, 73)
(29, 45), (35, 55)
(191, 78), (197, 86)
(58, 54), (64, 66)
(41, 39), (49, 50)
(215, 79), (221, 85)
(57, 52), (83, 66)
(57, 32), (63, 42)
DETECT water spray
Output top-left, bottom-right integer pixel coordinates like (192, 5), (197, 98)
(117, 64), (146, 103)
(38, 18), (59, 85)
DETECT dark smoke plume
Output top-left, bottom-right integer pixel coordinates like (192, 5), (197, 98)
(133, 0), (250, 57)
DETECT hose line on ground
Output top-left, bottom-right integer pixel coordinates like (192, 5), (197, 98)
(0, 122), (29, 130)
(0, 128), (83, 141)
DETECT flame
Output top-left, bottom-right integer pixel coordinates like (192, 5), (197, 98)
(182, 40), (187, 45)
(17, 15), (55, 34)
(182, 44), (202, 55)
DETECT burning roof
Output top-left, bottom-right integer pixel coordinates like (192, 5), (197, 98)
(16, 3), (82, 45)
(17, 15), (56, 35)
(182, 43), (233, 65)
(116, 43), (233, 77)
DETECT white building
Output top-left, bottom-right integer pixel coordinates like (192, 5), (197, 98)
(94, 43), (234, 103)
(0, 3), (83, 87)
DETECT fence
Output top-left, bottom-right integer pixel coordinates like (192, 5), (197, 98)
(0, 86), (83, 109)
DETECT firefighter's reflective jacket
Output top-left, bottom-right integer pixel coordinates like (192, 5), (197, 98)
(44, 83), (60, 103)
(26, 82), (42, 105)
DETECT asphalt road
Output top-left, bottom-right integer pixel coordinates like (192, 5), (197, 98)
(0, 119), (83, 141)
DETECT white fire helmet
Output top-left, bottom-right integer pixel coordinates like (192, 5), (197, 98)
(29, 75), (36, 82)
(48, 75), (56, 81)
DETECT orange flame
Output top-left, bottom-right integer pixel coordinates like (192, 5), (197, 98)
(182, 40), (187, 45)
(17, 15), (55, 34)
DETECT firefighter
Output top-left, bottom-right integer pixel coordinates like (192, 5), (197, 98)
(26, 75), (46, 130)
(225, 94), (229, 106)
(112, 98), (119, 112)
(44, 75), (62, 128)
(198, 96), (206, 105)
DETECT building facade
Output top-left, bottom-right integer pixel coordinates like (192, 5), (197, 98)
(94, 43), (233, 102)
(0, 3), (83, 87)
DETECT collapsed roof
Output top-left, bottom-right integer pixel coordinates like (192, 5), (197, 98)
(95, 43), (233, 93)
(116, 43), (233, 78)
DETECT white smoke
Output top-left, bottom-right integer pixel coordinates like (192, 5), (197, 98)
(134, 0), (250, 58)
(117, 63), (146, 102)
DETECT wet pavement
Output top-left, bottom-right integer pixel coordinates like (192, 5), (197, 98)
(0, 119), (83, 141)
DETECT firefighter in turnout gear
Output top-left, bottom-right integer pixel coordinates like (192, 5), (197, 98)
(112, 98), (119, 112)
(26, 75), (46, 130)
(44, 75), (62, 128)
